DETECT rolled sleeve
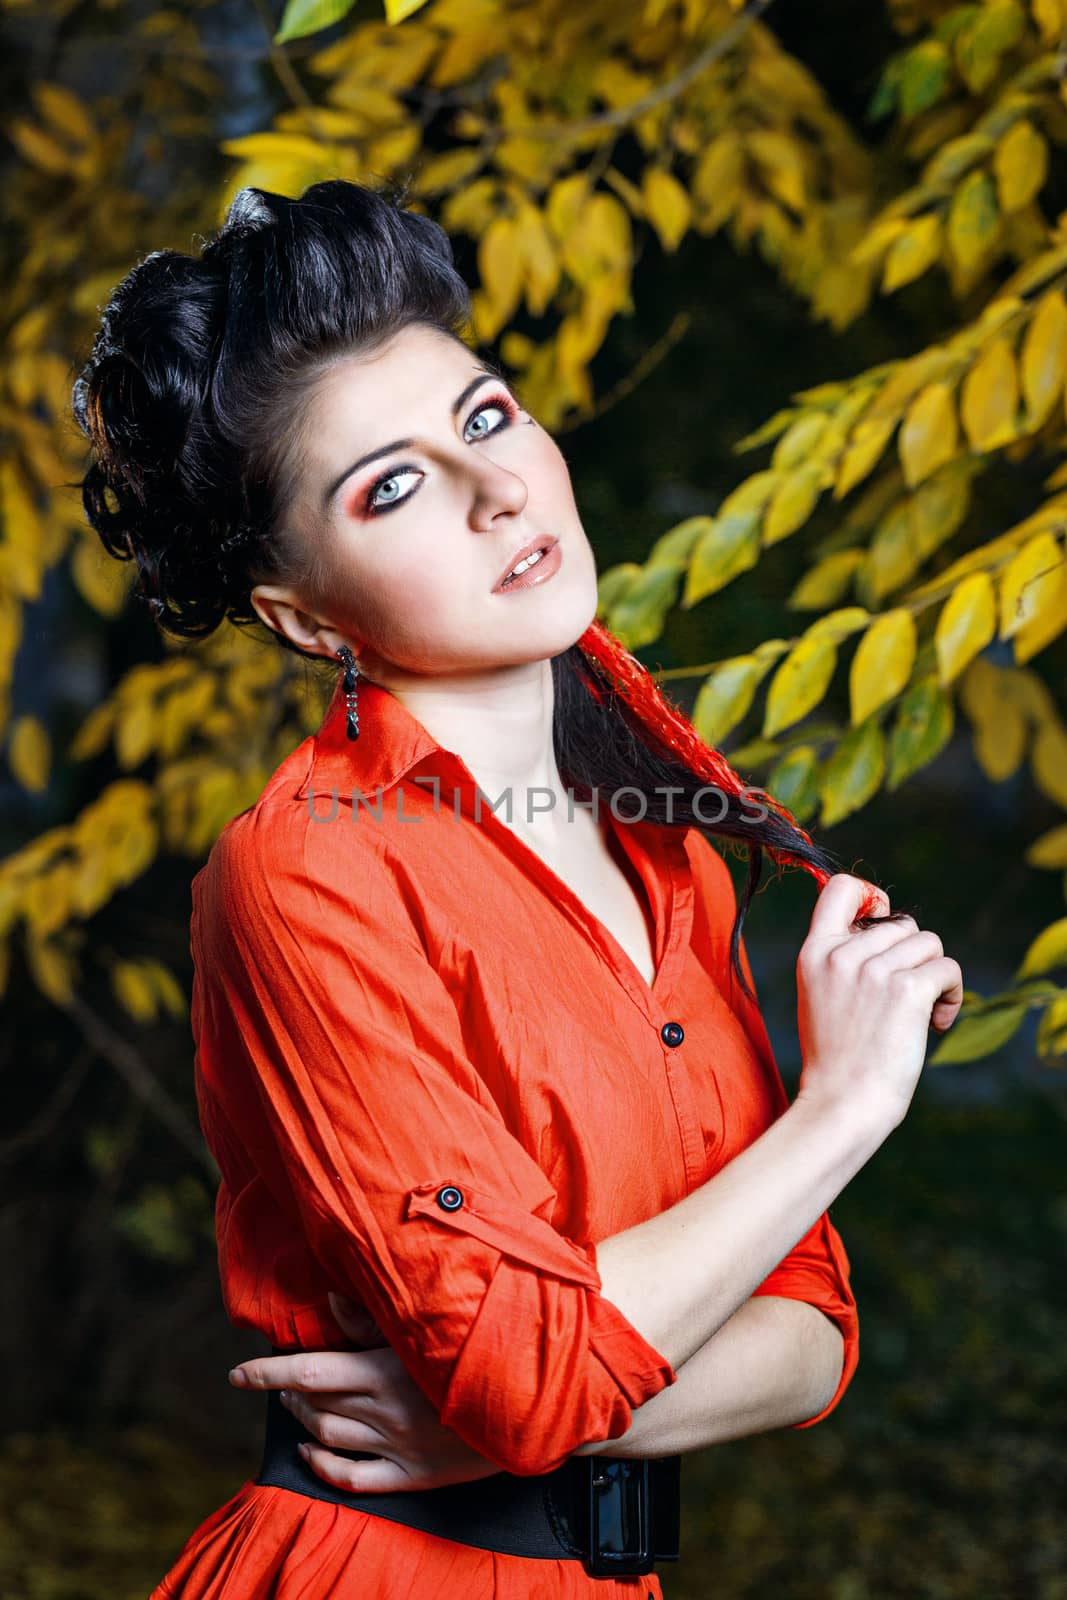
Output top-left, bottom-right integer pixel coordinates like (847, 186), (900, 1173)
(750, 1209), (859, 1427)
(191, 807), (676, 1477)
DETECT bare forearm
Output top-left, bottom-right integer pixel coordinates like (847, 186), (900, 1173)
(593, 1093), (884, 1370)
(574, 1295), (845, 1458)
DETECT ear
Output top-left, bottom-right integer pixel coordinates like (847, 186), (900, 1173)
(250, 582), (355, 660)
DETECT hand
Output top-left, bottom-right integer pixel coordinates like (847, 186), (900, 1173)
(795, 874), (964, 1133)
(228, 1292), (501, 1492)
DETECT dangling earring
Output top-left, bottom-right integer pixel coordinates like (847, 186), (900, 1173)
(335, 644), (360, 741)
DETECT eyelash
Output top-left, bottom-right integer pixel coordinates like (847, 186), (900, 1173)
(361, 391), (522, 518)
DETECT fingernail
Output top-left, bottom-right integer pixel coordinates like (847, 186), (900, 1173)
(298, 1442), (310, 1460)
(279, 1390), (290, 1405)
(228, 1367), (247, 1386)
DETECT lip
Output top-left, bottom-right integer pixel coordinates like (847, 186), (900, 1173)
(492, 536), (561, 594)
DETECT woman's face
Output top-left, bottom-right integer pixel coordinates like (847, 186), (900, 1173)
(253, 323), (600, 683)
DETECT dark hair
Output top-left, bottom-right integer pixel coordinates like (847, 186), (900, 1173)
(73, 176), (910, 1003)
(72, 177), (479, 643)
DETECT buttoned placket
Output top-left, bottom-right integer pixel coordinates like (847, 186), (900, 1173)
(415, 758), (711, 1193)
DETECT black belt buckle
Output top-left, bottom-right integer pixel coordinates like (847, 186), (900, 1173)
(586, 1456), (652, 1576)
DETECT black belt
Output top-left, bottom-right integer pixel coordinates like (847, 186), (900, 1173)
(256, 1386), (681, 1578)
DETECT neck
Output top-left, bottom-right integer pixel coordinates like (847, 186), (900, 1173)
(380, 656), (572, 831)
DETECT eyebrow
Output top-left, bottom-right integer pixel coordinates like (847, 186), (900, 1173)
(320, 366), (507, 510)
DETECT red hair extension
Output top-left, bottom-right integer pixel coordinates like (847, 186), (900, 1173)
(576, 617), (883, 922)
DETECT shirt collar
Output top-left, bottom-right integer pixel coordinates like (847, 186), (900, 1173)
(295, 673), (467, 800)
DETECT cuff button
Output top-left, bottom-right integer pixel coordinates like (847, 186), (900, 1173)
(436, 1185), (464, 1212)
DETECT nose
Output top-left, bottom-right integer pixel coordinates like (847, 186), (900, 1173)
(465, 449), (529, 531)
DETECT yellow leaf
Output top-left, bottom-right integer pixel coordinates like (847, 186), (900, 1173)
(477, 215), (523, 335)
(1036, 994), (1067, 1060)
(882, 213), (943, 292)
(946, 169), (1000, 272)
(513, 201), (560, 317)
(1014, 561), (1067, 661)
(1033, 0), (1067, 43)
(384, 0), (430, 21)
(998, 531), (1065, 639)
(691, 657), (765, 746)
(1026, 822), (1067, 869)
(33, 81), (94, 145)
(960, 658), (1027, 779)
(935, 571), (996, 684)
(112, 959), (159, 1023)
(1032, 719), (1067, 807)
(960, 338), (1019, 450)
(993, 121), (1048, 213)
(26, 934), (75, 1006)
(763, 636), (838, 738)
(850, 216), (909, 268)
(72, 537), (133, 618)
(763, 466), (823, 546)
(787, 550), (865, 610)
(805, 607), (871, 645)
(413, 147), (485, 195)
(691, 133), (743, 228)
(1020, 289), (1067, 425)
(899, 382), (958, 487)
(642, 168), (691, 254)
(849, 608), (917, 724)
(1017, 916), (1067, 978)
(744, 129), (807, 213)
(9, 715), (50, 792)
(834, 417), (896, 499)
(771, 413), (829, 470)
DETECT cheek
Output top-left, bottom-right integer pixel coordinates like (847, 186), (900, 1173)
(336, 544), (461, 656)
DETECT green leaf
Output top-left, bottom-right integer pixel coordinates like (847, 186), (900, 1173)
(646, 516), (713, 571)
(274, 0), (357, 45)
(887, 672), (955, 789)
(692, 656), (766, 746)
(928, 1003), (1026, 1063)
(597, 562), (643, 615)
(898, 41), (952, 120)
(947, 170), (1000, 272)
(766, 744), (820, 822)
(609, 563), (680, 649)
(819, 717), (886, 826)
(682, 512), (762, 606)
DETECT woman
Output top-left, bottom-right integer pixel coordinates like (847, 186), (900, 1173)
(73, 178), (963, 1599)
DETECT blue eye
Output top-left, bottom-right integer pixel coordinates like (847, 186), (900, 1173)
(363, 393), (520, 517)
(364, 467), (419, 512)
(464, 400), (510, 441)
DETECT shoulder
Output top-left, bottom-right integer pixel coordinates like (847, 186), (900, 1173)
(192, 774), (396, 940)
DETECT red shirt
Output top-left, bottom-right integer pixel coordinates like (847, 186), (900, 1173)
(154, 673), (859, 1599)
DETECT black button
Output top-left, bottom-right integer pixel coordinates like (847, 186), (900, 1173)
(436, 1185), (464, 1212)
(661, 1021), (684, 1047)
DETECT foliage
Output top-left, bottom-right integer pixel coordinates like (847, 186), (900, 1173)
(2, 0), (1067, 1222)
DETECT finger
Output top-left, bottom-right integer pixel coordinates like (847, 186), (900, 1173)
(836, 914), (920, 962)
(328, 1292), (387, 1347)
(230, 1351), (376, 1393)
(300, 1440), (412, 1495)
(283, 1391), (387, 1452)
(926, 957), (964, 1031)
(810, 874), (889, 941)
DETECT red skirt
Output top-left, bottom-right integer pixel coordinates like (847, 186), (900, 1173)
(151, 1480), (665, 1600)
